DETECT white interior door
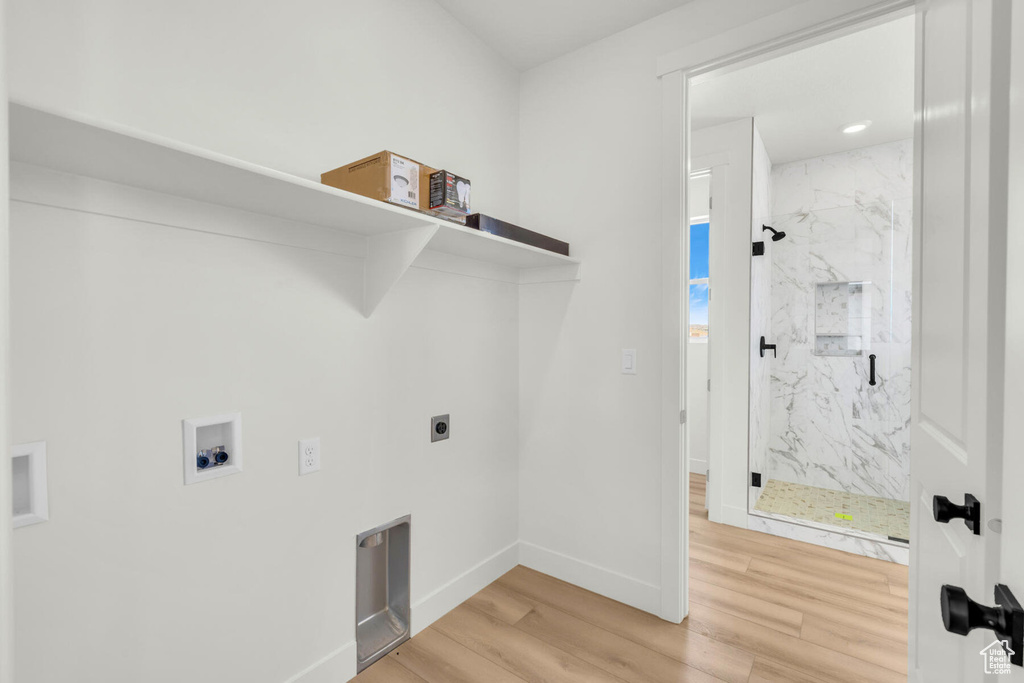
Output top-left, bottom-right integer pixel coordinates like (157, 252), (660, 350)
(996, 2), (1024, 681)
(909, 0), (1017, 681)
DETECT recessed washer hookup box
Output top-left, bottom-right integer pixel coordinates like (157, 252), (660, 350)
(428, 170), (471, 218)
(321, 151), (430, 210)
(465, 214), (570, 257)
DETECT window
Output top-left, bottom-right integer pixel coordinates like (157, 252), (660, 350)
(689, 220), (709, 340)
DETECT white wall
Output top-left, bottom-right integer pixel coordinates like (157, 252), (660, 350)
(5, 8), (911, 680)
(0, 2), (15, 681)
(7, 2), (521, 682)
(517, 0), (884, 612)
(7, 0), (520, 220)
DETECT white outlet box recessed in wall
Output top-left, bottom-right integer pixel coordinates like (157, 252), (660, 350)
(298, 437), (321, 476)
(11, 441), (48, 528)
(182, 412), (243, 485)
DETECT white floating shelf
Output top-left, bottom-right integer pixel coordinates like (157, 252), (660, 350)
(8, 103), (580, 316)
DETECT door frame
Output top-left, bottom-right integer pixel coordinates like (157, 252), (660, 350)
(657, 0), (915, 623)
(0, 2), (13, 681)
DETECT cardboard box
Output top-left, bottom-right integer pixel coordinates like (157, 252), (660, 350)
(321, 151), (428, 210)
(428, 170), (471, 218)
(465, 214), (570, 256)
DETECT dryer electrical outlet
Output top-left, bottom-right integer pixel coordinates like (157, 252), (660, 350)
(431, 415), (450, 443)
(298, 437), (321, 475)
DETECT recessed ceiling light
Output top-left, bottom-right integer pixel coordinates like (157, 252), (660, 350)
(842, 121), (872, 134)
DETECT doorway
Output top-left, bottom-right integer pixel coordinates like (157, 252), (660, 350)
(687, 10), (914, 561)
(676, 6), (917, 679)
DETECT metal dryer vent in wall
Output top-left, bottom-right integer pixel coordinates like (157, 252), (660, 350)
(356, 515), (411, 673)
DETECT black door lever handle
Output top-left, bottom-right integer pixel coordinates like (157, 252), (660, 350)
(941, 584), (1024, 666)
(868, 353), (877, 386)
(759, 336), (776, 358)
(933, 493), (981, 535)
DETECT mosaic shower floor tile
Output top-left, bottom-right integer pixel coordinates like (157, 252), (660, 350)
(753, 479), (911, 541)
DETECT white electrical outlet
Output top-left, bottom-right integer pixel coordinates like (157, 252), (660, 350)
(298, 437), (321, 476)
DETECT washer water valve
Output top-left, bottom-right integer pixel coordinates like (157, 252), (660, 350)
(197, 445), (229, 469)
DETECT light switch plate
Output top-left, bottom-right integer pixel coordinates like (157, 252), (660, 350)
(299, 437), (321, 475)
(621, 349), (637, 375)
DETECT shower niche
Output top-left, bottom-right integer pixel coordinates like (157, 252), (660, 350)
(356, 515), (411, 673)
(814, 281), (871, 356)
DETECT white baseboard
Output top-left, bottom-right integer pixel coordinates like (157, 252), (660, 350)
(689, 458), (708, 474)
(284, 640), (356, 683)
(720, 504), (749, 529)
(287, 540), (664, 682)
(518, 541), (661, 615)
(411, 541), (520, 635)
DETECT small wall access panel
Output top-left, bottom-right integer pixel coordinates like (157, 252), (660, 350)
(356, 515), (411, 673)
(12, 441), (48, 528)
(182, 412), (242, 485)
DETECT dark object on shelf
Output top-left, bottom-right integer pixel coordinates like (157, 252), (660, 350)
(759, 336), (777, 358)
(869, 353), (877, 386)
(465, 214), (570, 256)
(429, 170), (471, 218)
(752, 241), (765, 256)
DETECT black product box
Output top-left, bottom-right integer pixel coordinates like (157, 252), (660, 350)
(465, 214), (570, 257)
(428, 170), (471, 218)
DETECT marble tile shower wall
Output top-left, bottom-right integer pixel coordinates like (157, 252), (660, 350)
(767, 139), (913, 503)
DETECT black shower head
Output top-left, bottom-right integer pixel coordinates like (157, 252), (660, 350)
(762, 225), (787, 242)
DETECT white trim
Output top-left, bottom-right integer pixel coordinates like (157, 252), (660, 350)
(657, 0), (915, 77)
(519, 541), (661, 615)
(658, 68), (686, 624)
(410, 541), (519, 635)
(10, 442), (47, 528)
(0, 4), (14, 678)
(719, 504), (749, 529)
(657, 0), (914, 630)
(282, 640), (357, 683)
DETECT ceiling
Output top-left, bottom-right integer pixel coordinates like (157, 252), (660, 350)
(434, 0), (695, 70)
(690, 15), (915, 165)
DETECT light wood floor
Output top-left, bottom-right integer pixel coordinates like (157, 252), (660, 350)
(353, 474), (909, 683)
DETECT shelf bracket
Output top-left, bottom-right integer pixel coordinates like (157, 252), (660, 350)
(363, 223), (439, 317)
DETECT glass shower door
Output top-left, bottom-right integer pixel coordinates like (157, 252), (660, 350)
(749, 154), (913, 545)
